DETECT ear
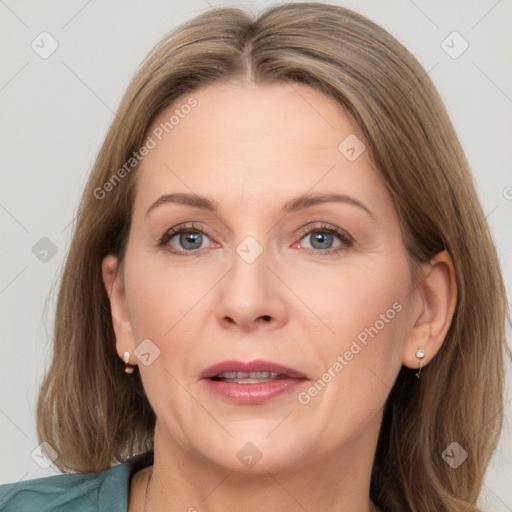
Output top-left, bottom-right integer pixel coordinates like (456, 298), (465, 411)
(402, 250), (457, 370)
(102, 254), (137, 367)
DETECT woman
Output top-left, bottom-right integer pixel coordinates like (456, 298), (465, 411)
(0, 3), (508, 511)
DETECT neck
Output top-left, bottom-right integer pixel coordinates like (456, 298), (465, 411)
(139, 419), (381, 512)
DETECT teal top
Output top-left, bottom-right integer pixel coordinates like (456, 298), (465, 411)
(1, 449), (406, 512)
(0, 451), (153, 512)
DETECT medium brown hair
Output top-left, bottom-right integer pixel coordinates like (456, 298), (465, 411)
(37, 4), (508, 511)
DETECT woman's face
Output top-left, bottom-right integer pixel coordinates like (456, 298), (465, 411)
(109, 81), (422, 472)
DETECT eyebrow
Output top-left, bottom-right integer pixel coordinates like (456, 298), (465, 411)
(145, 192), (375, 219)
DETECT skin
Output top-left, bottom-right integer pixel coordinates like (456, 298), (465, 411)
(102, 81), (457, 512)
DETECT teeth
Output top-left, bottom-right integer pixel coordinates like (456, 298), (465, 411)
(217, 371), (281, 379)
(223, 378), (276, 384)
(213, 371), (289, 383)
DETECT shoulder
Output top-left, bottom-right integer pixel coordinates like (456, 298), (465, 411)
(0, 467), (127, 512)
(0, 451), (153, 512)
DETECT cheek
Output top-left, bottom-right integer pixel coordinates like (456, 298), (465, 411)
(309, 257), (410, 381)
(333, 271), (406, 344)
(122, 259), (208, 417)
(123, 246), (203, 339)
(295, 265), (409, 431)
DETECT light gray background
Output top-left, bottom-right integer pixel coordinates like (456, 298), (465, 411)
(1, 0), (511, 509)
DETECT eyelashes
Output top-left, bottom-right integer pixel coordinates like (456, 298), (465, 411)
(158, 222), (353, 257)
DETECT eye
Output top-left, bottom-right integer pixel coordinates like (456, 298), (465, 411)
(159, 222), (353, 256)
(297, 224), (352, 255)
(159, 223), (213, 254)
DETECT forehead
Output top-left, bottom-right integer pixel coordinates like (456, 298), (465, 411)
(132, 81), (389, 219)
(147, 80), (358, 156)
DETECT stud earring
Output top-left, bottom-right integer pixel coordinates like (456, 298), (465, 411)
(123, 351), (135, 374)
(415, 347), (425, 378)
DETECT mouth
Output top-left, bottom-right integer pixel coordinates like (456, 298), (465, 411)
(210, 371), (290, 384)
(199, 359), (309, 404)
(200, 359), (308, 382)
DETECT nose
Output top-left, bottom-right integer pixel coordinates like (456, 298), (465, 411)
(215, 245), (288, 333)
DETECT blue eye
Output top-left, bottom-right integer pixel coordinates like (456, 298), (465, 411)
(304, 231), (336, 250)
(298, 225), (352, 255)
(161, 225), (211, 253)
(178, 231), (203, 250)
(160, 222), (352, 256)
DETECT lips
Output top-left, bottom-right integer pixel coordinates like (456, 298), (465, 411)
(200, 359), (309, 405)
(200, 359), (308, 380)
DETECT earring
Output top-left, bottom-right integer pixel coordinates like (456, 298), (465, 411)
(123, 351), (135, 374)
(415, 347), (425, 378)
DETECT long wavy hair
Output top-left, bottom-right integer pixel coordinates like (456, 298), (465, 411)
(37, 3), (508, 511)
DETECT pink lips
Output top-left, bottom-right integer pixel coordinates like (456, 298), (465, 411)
(199, 359), (308, 380)
(200, 359), (309, 405)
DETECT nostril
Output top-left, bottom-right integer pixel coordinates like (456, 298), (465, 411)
(262, 315), (271, 322)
